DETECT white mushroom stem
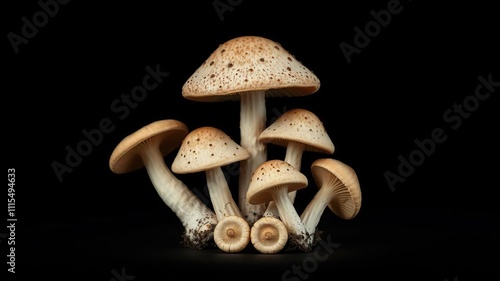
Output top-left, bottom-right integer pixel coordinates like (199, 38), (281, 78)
(239, 91), (268, 225)
(270, 184), (311, 251)
(300, 176), (343, 236)
(264, 141), (305, 218)
(206, 167), (242, 221)
(142, 145), (218, 248)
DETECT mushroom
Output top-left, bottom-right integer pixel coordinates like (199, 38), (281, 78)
(109, 119), (218, 249)
(171, 126), (251, 252)
(259, 108), (335, 218)
(250, 216), (288, 254)
(182, 35), (321, 225)
(300, 158), (362, 247)
(213, 215), (251, 253)
(247, 159), (312, 251)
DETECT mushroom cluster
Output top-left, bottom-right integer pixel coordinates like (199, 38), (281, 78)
(109, 35), (362, 254)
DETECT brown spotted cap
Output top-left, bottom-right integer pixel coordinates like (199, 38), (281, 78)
(182, 36), (320, 102)
(259, 108), (335, 154)
(171, 126), (250, 174)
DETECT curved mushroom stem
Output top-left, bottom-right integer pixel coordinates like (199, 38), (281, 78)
(239, 91), (268, 225)
(271, 185), (312, 251)
(264, 141), (305, 218)
(142, 146), (218, 249)
(206, 167), (242, 220)
(300, 180), (337, 241)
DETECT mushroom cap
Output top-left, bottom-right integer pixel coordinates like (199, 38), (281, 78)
(251, 216), (288, 254)
(259, 108), (335, 154)
(311, 158), (362, 220)
(182, 35), (320, 102)
(247, 160), (308, 204)
(109, 119), (189, 174)
(171, 126), (250, 174)
(213, 215), (251, 253)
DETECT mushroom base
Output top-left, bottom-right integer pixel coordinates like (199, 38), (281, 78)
(285, 231), (315, 252)
(180, 215), (218, 249)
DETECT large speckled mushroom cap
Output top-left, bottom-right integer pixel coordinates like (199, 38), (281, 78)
(259, 108), (335, 154)
(182, 35), (320, 102)
(311, 158), (362, 220)
(171, 126), (250, 174)
(247, 160), (308, 204)
(109, 119), (189, 174)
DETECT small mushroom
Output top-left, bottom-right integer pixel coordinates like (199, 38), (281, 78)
(300, 158), (362, 247)
(250, 216), (288, 254)
(213, 215), (251, 253)
(259, 108), (335, 218)
(171, 126), (251, 252)
(182, 36), (321, 225)
(109, 119), (218, 249)
(247, 159), (312, 251)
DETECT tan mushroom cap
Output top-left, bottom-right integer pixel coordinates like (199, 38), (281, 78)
(259, 108), (335, 154)
(182, 35), (320, 102)
(109, 119), (189, 174)
(311, 158), (362, 220)
(247, 160), (308, 204)
(251, 216), (288, 254)
(171, 126), (250, 174)
(214, 215), (251, 253)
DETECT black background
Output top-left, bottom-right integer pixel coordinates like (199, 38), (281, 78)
(3, 0), (499, 280)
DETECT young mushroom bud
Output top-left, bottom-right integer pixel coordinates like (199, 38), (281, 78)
(214, 215), (251, 253)
(109, 119), (218, 249)
(300, 158), (362, 247)
(250, 216), (288, 254)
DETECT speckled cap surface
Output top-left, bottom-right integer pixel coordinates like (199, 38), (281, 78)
(182, 36), (320, 102)
(171, 126), (250, 174)
(247, 160), (308, 204)
(259, 108), (335, 154)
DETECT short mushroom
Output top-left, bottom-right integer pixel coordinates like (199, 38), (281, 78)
(182, 35), (321, 225)
(250, 216), (288, 254)
(247, 159), (312, 251)
(300, 158), (362, 247)
(259, 108), (335, 218)
(213, 215), (251, 253)
(109, 119), (218, 249)
(171, 126), (251, 252)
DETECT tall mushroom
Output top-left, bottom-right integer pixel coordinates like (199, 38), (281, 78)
(247, 159), (312, 251)
(109, 119), (218, 249)
(182, 35), (321, 225)
(171, 126), (251, 252)
(300, 158), (362, 247)
(259, 108), (335, 218)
